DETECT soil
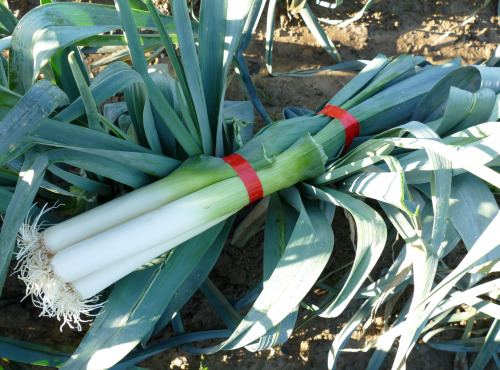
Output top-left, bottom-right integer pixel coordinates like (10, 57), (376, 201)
(2, 0), (500, 369)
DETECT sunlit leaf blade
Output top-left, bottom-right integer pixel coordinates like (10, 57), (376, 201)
(299, 3), (341, 62)
(247, 192), (299, 351)
(329, 295), (381, 369)
(391, 212), (500, 369)
(123, 79), (162, 151)
(190, 187), (334, 352)
(413, 65), (500, 127)
(341, 54), (426, 110)
(318, 0), (376, 27)
(302, 184), (387, 317)
(31, 119), (180, 172)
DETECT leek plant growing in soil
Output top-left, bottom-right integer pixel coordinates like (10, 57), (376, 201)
(1, 1), (500, 369)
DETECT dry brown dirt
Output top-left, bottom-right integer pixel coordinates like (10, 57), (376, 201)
(2, 0), (500, 369)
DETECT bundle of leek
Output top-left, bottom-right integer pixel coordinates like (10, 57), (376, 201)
(16, 55), (461, 329)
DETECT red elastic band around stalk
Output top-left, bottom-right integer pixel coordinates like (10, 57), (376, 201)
(222, 153), (263, 204)
(317, 105), (360, 154)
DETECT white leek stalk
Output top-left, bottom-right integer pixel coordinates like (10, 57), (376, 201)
(42, 155), (236, 254)
(16, 134), (326, 330)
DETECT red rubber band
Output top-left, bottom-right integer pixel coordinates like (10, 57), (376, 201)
(317, 105), (360, 154)
(223, 153), (263, 204)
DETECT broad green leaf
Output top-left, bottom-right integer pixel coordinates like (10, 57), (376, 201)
(0, 336), (70, 367)
(29, 120), (180, 177)
(0, 1), (17, 36)
(55, 61), (145, 123)
(198, 0), (227, 131)
(114, 0), (201, 156)
(413, 65), (500, 125)
(47, 164), (111, 196)
(51, 46), (90, 102)
(63, 220), (231, 369)
(386, 135), (500, 189)
(170, 0), (212, 154)
(47, 149), (154, 188)
(246, 192), (301, 351)
(302, 185), (387, 317)
(471, 319), (500, 369)
(399, 122), (500, 185)
(144, 0), (200, 133)
(379, 176), (449, 369)
(9, 2), (176, 94)
(391, 212), (500, 369)
(341, 54), (426, 110)
(123, 79), (162, 152)
(314, 59), (461, 158)
(148, 216), (236, 342)
(335, 154), (418, 216)
(0, 149), (50, 294)
(0, 79), (68, 166)
(348, 60), (461, 135)
(447, 88), (496, 135)
(425, 86), (476, 134)
(198, 187), (334, 351)
(232, 0), (271, 124)
(431, 174), (498, 285)
(213, 0), (254, 155)
(68, 51), (103, 132)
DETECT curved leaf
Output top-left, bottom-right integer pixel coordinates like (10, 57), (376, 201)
(0, 79), (68, 165)
(302, 184), (387, 318)
(9, 2), (176, 94)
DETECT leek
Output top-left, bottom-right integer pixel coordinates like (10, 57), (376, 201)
(16, 55), (464, 329)
(16, 134), (326, 329)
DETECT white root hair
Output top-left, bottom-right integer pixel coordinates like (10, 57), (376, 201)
(15, 206), (103, 331)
